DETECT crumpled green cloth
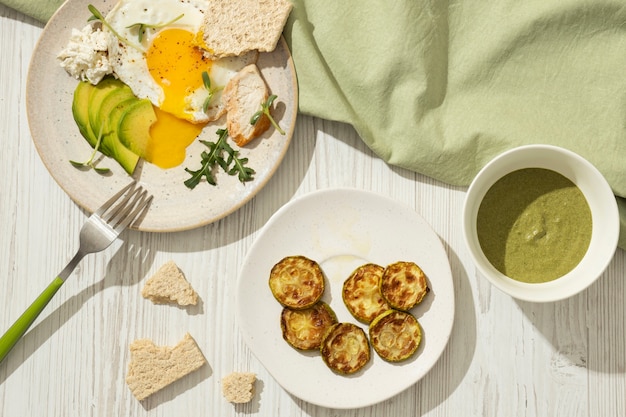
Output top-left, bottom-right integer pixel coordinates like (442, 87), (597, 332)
(1, 0), (63, 22)
(7, 0), (626, 249)
(283, 0), (626, 249)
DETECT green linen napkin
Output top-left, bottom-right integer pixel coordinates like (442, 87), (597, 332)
(7, 0), (626, 249)
(283, 0), (626, 249)
(2, 0), (63, 22)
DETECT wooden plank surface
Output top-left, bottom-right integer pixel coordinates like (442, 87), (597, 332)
(1, 5), (624, 416)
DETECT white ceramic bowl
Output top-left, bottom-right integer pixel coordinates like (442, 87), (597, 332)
(463, 144), (619, 302)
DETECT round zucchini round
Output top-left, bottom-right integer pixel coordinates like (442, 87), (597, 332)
(280, 301), (338, 350)
(320, 322), (370, 374)
(379, 261), (429, 311)
(369, 309), (422, 362)
(342, 263), (390, 323)
(269, 256), (325, 309)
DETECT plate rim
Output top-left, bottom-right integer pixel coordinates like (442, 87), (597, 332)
(26, 0), (298, 233)
(236, 187), (456, 409)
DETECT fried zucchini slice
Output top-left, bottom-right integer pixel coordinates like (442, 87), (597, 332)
(269, 256), (325, 309)
(380, 261), (429, 311)
(280, 302), (338, 350)
(369, 309), (422, 362)
(320, 322), (370, 374)
(342, 263), (390, 323)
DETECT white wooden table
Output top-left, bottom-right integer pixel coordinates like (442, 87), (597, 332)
(1, 5), (625, 416)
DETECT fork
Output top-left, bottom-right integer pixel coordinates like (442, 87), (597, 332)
(0, 181), (152, 363)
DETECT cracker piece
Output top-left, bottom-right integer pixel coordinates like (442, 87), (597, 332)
(126, 333), (206, 401)
(142, 261), (198, 306)
(201, 0), (293, 59)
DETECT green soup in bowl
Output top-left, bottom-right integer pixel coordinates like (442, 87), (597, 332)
(463, 144), (618, 302)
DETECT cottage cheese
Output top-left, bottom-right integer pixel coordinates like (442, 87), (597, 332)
(57, 24), (113, 84)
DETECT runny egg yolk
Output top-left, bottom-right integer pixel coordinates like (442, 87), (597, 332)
(147, 106), (204, 169)
(146, 28), (211, 121)
(143, 28), (209, 168)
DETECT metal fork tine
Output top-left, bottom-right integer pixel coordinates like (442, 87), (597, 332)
(95, 181), (137, 217)
(103, 186), (147, 228)
(101, 184), (141, 224)
(114, 192), (153, 233)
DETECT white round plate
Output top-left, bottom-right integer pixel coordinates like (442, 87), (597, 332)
(237, 188), (455, 409)
(26, 0), (297, 232)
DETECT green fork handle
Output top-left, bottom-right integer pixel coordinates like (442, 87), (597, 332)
(0, 277), (65, 363)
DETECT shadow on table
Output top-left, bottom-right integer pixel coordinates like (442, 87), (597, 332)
(0, 115), (341, 386)
(0, 235), (155, 384)
(516, 250), (626, 375)
(140, 360), (213, 411)
(140, 114), (319, 256)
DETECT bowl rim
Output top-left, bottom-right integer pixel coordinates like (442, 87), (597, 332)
(462, 144), (619, 302)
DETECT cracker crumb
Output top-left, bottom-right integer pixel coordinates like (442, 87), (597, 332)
(221, 372), (257, 403)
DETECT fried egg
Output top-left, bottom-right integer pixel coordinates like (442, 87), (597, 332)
(105, 0), (257, 124)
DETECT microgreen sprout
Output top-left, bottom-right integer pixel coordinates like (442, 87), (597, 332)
(250, 94), (285, 135)
(126, 13), (184, 42)
(201, 71), (222, 113)
(69, 125), (111, 174)
(87, 4), (142, 51)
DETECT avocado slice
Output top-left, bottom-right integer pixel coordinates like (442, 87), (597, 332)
(87, 77), (128, 132)
(93, 84), (135, 141)
(70, 77), (141, 174)
(101, 97), (143, 174)
(71, 77), (160, 174)
(117, 99), (157, 159)
(72, 81), (97, 147)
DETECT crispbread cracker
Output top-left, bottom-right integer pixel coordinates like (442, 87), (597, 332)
(200, 0), (293, 59)
(141, 260), (198, 306)
(126, 333), (206, 401)
(221, 372), (257, 403)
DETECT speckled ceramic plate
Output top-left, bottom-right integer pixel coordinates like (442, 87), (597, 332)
(26, 0), (297, 232)
(237, 189), (455, 409)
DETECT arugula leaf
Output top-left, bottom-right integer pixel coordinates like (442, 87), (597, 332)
(221, 140), (256, 183)
(184, 129), (255, 189)
(250, 94), (285, 135)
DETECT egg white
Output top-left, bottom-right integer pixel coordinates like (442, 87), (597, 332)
(105, 0), (256, 123)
